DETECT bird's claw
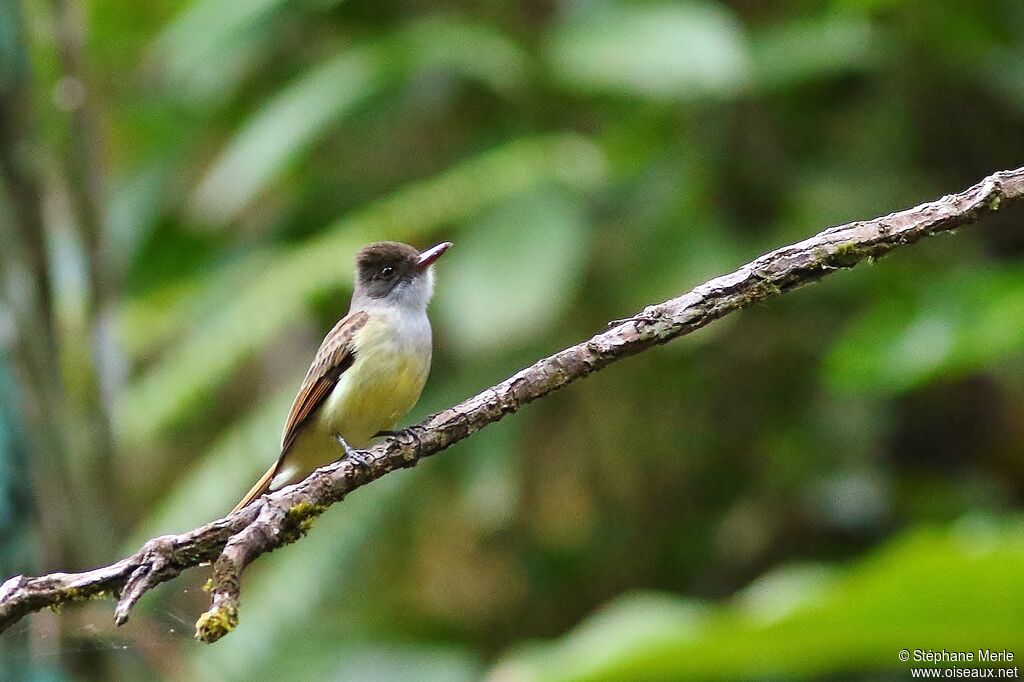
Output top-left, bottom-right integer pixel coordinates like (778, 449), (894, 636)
(333, 433), (352, 452)
(346, 449), (373, 474)
(334, 432), (372, 474)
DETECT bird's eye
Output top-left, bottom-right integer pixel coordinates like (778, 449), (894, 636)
(379, 266), (395, 280)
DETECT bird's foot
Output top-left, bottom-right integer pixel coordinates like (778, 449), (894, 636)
(336, 433), (372, 474)
(347, 450), (373, 474)
(373, 427), (424, 464)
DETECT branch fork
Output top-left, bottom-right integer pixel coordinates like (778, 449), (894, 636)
(1, 166), (1021, 642)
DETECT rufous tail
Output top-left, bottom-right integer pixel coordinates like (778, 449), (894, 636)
(231, 462), (278, 514)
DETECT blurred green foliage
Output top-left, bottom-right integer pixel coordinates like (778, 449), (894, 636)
(1, 0), (1024, 680)
(495, 516), (1024, 680)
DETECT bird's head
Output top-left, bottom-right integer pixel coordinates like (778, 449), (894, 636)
(352, 241), (451, 311)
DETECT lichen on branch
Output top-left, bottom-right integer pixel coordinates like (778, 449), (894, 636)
(1, 166), (1022, 643)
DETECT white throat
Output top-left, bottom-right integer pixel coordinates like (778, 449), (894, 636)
(351, 267), (435, 315)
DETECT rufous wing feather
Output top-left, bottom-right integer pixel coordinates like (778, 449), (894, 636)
(231, 310), (369, 512)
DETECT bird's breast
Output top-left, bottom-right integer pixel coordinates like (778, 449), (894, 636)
(317, 310), (432, 447)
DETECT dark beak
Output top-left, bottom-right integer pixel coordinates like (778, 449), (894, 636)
(416, 241), (452, 269)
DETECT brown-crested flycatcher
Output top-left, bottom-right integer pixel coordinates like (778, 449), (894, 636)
(233, 240), (451, 512)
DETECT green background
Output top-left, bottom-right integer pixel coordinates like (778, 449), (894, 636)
(1, 0), (1023, 680)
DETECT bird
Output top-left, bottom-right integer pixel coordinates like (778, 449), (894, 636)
(232, 240), (451, 513)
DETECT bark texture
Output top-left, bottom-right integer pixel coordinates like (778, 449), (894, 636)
(2, 166), (1022, 642)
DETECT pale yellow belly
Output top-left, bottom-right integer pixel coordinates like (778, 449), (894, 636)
(272, 318), (430, 489)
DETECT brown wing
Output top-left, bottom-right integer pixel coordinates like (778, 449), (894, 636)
(280, 310), (369, 453)
(231, 310), (368, 513)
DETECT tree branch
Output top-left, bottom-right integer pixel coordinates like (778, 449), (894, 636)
(2, 166), (1022, 642)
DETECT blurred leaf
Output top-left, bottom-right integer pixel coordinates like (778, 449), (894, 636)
(490, 516), (1024, 681)
(546, 2), (750, 100)
(150, 0), (283, 103)
(982, 46), (1024, 113)
(189, 16), (529, 225)
(393, 15), (528, 95)
(106, 164), (174, 277)
(188, 45), (385, 224)
(116, 134), (607, 447)
(824, 266), (1024, 394)
(437, 187), (589, 354)
(750, 15), (875, 89)
(117, 249), (276, 357)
